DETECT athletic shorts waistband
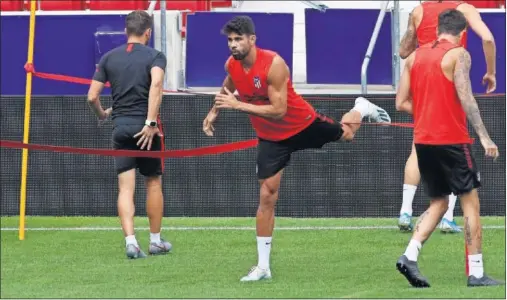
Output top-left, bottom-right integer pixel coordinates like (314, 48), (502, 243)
(113, 116), (146, 126)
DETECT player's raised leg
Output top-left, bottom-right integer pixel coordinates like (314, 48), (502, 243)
(339, 96), (391, 141)
(398, 144), (420, 231)
(117, 169), (147, 259)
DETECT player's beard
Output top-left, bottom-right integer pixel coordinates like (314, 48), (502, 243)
(232, 49), (249, 60)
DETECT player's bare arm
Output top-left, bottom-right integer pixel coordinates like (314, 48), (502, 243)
(399, 7), (419, 59)
(134, 65), (165, 150)
(453, 49), (498, 159)
(217, 74), (236, 102)
(459, 3), (496, 92)
(396, 52), (414, 114)
(146, 66), (165, 122)
(203, 60), (236, 136)
(211, 60), (237, 115)
(87, 80), (111, 120)
(215, 55), (288, 120)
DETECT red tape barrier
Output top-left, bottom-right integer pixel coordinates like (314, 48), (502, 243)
(8, 63), (461, 158)
(24, 63), (181, 94)
(0, 139), (259, 158)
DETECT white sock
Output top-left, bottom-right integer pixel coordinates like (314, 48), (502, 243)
(404, 239), (422, 262)
(468, 254), (484, 278)
(443, 193), (457, 221)
(352, 99), (370, 119)
(400, 184), (417, 216)
(125, 235), (138, 247)
(257, 236), (272, 270)
(150, 232), (161, 244)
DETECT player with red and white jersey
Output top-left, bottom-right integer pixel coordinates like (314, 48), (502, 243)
(202, 16), (391, 282)
(396, 0), (497, 234)
(395, 8), (501, 288)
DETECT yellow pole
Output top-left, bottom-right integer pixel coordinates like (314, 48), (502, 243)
(19, 0), (37, 241)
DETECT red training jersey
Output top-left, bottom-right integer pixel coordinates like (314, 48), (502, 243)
(227, 48), (316, 141)
(411, 39), (471, 145)
(463, 0), (504, 8)
(417, 1), (468, 47)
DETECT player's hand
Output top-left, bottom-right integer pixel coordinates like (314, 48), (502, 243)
(134, 125), (162, 151)
(480, 137), (499, 161)
(203, 111), (217, 136)
(97, 107), (112, 126)
(482, 73), (496, 94)
(98, 107), (112, 121)
(214, 87), (240, 110)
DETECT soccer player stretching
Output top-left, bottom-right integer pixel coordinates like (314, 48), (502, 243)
(202, 16), (391, 281)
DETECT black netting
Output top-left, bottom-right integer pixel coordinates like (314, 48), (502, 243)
(1, 94), (505, 217)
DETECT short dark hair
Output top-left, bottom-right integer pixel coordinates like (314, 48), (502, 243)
(126, 10), (153, 37)
(221, 16), (255, 36)
(437, 9), (467, 36)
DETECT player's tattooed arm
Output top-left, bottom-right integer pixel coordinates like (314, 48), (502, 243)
(454, 50), (491, 141)
(399, 10), (418, 59)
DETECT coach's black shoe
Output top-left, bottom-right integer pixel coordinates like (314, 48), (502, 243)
(396, 255), (430, 288)
(467, 274), (504, 287)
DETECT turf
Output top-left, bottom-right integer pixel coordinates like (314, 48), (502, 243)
(1, 216), (505, 299)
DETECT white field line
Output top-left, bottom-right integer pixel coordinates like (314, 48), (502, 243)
(0, 225), (504, 231)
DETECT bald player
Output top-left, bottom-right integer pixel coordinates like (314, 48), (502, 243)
(397, 0), (496, 233)
(202, 16), (391, 282)
(395, 9), (501, 287)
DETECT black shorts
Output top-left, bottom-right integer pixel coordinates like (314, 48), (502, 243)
(256, 113), (344, 180)
(415, 143), (481, 198)
(112, 119), (165, 177)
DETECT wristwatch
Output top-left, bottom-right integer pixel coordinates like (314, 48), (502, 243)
(145, 120), (157, 127)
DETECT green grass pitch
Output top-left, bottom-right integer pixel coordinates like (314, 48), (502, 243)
(1, 216), (505, 298)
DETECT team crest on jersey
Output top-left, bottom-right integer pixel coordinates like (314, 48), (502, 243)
(253, 76), (261, 89)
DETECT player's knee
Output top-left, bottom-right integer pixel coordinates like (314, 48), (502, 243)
(340, 127), (355, 142)
(118, 169), (136, 194)
(430, 197), (449, 214)
(259, 181), (279, 207)
(145, 175), (162, 188)
(459, 189), (480, 210)
(260, 186), (278, 202)
(405, 155), (420, 176)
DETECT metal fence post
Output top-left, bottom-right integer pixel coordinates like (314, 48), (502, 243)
(361, 1), (390, 95)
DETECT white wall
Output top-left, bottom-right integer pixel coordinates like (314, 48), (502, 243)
(222, 1), (421, 84)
